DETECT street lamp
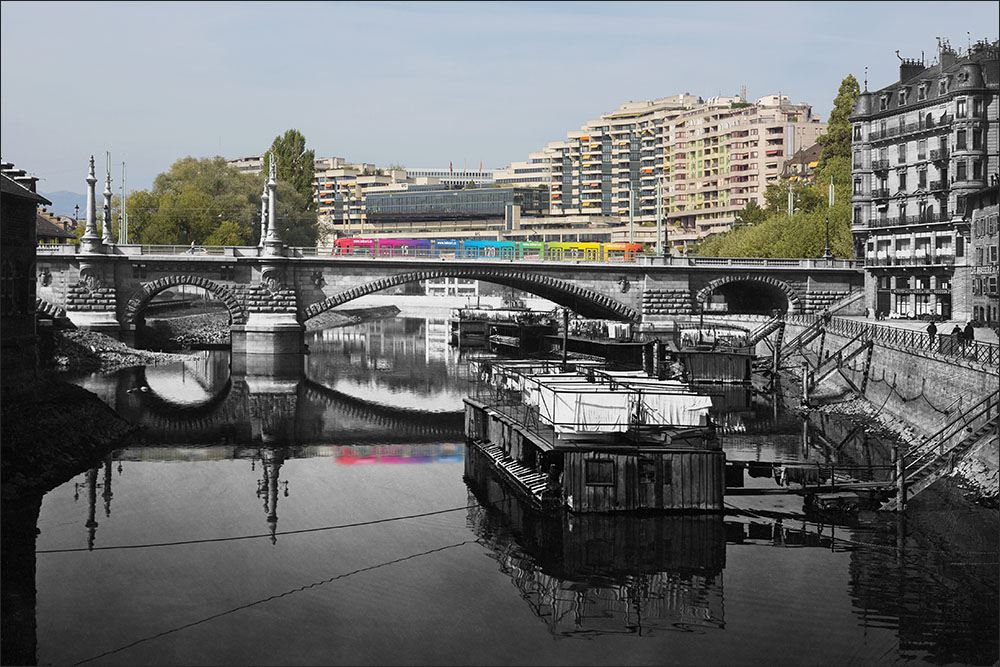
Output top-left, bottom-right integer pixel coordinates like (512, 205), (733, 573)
(822, 177), (834, 260)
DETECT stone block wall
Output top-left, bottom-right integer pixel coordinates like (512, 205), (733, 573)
(641, 289), (693, 316)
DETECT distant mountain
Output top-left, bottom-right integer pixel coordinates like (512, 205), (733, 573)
(39, 190), (88, 218)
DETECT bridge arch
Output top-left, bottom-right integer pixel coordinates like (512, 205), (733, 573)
(695, 275), (801, 314)
(123, 274), (247, 326)
(303, 268), (637, 322)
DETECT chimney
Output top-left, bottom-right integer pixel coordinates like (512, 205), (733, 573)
(899, 57), (924, 82)
(940, 40), (957, 69)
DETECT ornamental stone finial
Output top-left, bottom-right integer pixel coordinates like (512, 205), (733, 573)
(80, 155), (104, 253)
(259, 181), (269, 248)
(264, 160), (284, 253)
(102, 171), (114, 245)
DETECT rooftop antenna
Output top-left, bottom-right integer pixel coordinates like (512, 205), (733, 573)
(967, 32), (971, 54)
(864, 66), (868, 91)
(895, 49), (902, 62)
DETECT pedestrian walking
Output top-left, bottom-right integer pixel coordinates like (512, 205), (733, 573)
(926, 320), (937, 348)
(964, 321), (975, 342)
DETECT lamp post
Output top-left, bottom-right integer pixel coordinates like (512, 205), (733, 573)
(822, 177), (834, 260)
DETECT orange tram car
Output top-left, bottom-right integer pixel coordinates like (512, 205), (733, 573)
(332, 237), (644, 262)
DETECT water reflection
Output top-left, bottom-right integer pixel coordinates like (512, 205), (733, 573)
(5, 316), (994, 666)
(466, 474), (726, 636)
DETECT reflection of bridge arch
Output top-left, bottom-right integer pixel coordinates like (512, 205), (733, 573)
(301, 379), (464, 438)
(695, 275), (800, 314)
(303, 269), (637, 322)
(123, 274), (246, 325)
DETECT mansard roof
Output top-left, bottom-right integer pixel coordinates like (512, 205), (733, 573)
(852, 39), (999, 120)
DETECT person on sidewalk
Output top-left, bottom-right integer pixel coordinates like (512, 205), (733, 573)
(926, 320), (937, 348)
(964, 321), (975, 342)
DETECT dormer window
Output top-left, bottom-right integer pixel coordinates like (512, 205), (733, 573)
(917, 84), (928, 101)
(939, 78), (949, 95)
(899, 88), (909, 106)
(879, 95), (890, 111)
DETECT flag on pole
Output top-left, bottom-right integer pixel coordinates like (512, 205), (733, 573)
(479, 161), (482, 173)
(450, 161), (453, 173)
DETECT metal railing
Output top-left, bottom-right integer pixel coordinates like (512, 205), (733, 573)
(786, 314), (999, 367)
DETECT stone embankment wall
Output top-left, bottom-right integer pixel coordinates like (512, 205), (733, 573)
(784, 323), (998, 499)
(786, 324), (996, 437)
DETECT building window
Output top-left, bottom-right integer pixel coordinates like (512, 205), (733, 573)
(899, 89), (908, 106)
(956, 130), (967, 150)
(956, 160), (967, 181)
(854, 206), (863, 225)
(854, 125), (862, 141)
(956, 98), (967, 119)
(898, 143), (907, 163)
(973, 160), (983, 181)
(879, 95), (889, 111)
(918, 169), (927, 189)
(939, 78), (948, 95)
(973, 98), (984, 117)
(585, 459), (615, 486)
(972, 129), (983, 150)
(853, 177), (863, 195)
(899, 171), (907, 191)
(918, 84), (928, 101)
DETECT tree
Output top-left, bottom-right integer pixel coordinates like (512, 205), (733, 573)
(124, 157), (259, 245)
(261, 129), (315, 209)
(763, 179), (825, 216)
(816, 74), (860, 169)
(465, 180), (477, 189)
(734, 200), (766, 227)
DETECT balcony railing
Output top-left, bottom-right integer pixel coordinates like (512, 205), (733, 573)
(929, 180), (947, 191)
(930, 148), (949, 161)
(867, 212), (952, 228)
(872, 158), (890, 171)
(871, 188), (890, 199)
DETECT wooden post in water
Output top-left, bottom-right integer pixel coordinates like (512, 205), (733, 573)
(800, 361), (810, 406)
(561, 308), (569, 371)
(895, 443), (906, 510)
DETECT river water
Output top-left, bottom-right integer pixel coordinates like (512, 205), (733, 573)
(22, 316), (999, 666)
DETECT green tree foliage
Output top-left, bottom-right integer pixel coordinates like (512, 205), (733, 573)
(693, 156), (853, 259)
(734, 200), (766, 227)
(261, 129), (315, 208)
(125, 157), (258, 245)
(270, 181), (318, 247)
(816, 74), (860, 169)
(465, 180), (477, 189)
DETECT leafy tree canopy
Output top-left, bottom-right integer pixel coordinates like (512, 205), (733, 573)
(816, 74), (860, 169)
(262, 129), (315, 208)
(123, 155), (320, 247)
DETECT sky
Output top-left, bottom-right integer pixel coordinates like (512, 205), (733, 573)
(2, 0), (998, 199)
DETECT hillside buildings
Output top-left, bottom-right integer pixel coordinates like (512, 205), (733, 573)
(520, 92), (827, 251)
(850, 37), (999, 322)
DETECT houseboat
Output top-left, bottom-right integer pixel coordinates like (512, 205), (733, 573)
(463, 359), (725, 513)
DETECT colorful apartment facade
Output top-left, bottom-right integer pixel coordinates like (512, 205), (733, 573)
(533, 93), (826, 252)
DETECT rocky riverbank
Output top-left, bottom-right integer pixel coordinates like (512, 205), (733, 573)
(1, 377), (137, 500)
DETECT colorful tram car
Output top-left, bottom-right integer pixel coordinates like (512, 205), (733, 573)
(332, 237), (644, 262)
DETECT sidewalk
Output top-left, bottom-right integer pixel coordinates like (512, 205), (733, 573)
(840, 315), (999, 344)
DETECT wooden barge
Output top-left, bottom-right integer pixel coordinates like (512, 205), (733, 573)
(463, 359), (725, 513)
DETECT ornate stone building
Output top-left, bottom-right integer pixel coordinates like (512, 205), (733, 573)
(850, 38), (999, 320)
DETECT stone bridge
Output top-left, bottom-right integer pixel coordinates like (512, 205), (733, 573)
(36, 243), (863, 355)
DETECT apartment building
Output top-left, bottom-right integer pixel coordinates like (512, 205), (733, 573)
(850, 38), (999, 321)
(229, 155), (263, 175)
(494, 153), (551, 187)
(527, 92), (826, 252)
(968, 184), (999, 325)
(404, 168), (497, 189)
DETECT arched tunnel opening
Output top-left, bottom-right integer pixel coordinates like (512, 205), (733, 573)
(135, 285), (232, 351)
(704, 280), (791, 315)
